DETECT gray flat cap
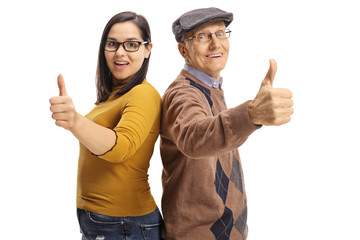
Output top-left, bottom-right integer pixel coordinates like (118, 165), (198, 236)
(172, 7), (233, 42)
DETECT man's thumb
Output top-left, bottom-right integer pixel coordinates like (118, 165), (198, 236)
(57, 74), (68, 96)
(262, 59), (277, 87)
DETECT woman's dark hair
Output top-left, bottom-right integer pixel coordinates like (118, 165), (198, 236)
(95, 12), (151, 104)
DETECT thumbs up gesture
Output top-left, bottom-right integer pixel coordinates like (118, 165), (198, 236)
(248, 59), (294, 126)
(49, 74), (78, 130)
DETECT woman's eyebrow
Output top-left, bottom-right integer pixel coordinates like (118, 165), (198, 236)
(106, 37), (139, 41)
(126, 37), (139, 41)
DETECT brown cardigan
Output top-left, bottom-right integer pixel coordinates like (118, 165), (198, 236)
(160, 70), (261, 240)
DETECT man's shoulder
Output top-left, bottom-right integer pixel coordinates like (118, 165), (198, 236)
(163, 70), (208, 99)
(164, 71), (189, 91)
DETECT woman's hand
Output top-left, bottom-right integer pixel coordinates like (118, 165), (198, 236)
(49, 74), (116, 156)
(49, 74), (79, 130)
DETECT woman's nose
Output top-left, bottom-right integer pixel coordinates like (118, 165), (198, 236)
(115, 44), (126, 56)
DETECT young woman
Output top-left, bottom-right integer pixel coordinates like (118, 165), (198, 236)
(49, 12), (162, 239)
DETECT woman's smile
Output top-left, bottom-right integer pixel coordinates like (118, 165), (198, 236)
(114, 60), (129, 70)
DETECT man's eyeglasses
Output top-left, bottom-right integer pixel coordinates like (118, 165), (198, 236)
(183, 29), (231, 43)
(103, 40), (148, 52)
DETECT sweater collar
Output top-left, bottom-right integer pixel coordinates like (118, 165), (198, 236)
(183, 64), (223, 90)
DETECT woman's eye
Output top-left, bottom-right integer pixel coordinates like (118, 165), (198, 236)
(108, 41), (117, 47)
(125, 42), (139, 49)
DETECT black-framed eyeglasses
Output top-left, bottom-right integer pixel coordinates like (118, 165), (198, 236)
(183, 29), (231, 43)
(103, 40), (148, 52)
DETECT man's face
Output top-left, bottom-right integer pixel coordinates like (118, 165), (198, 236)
(179, 21), (230, 80)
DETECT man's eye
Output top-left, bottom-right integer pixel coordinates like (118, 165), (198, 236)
(197, 33), (207, 40)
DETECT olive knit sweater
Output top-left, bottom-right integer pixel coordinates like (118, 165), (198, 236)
(77, 80), (161, 217)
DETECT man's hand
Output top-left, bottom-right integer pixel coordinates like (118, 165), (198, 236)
(248, 59), (294, 126)
(49, 74), (78, 130)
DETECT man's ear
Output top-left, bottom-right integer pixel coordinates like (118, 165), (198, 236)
(178, 42), (188, 60)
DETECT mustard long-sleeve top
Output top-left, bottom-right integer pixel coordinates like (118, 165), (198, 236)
(76, 80), (161, 217)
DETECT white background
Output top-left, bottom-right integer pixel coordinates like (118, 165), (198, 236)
(1, 0), (359, 239)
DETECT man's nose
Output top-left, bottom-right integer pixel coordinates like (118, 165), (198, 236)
(209, 35), (221, 49)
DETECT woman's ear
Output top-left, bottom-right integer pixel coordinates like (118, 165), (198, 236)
(144, 42), (153, 59)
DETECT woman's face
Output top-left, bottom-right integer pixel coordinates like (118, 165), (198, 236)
(104, 21), (152, 83)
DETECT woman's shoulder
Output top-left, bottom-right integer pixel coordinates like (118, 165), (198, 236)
(122, 80), (161, 105)
(128, 80), (161, 99)
(125, 80), (162, 113)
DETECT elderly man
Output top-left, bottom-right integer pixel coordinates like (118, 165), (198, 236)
(160, 7), (294, 240)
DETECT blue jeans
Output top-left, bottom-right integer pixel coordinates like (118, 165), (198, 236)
(77, 208), (163, 240)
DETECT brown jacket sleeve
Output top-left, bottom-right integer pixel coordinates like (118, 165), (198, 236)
(162, 84), (261, 159)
